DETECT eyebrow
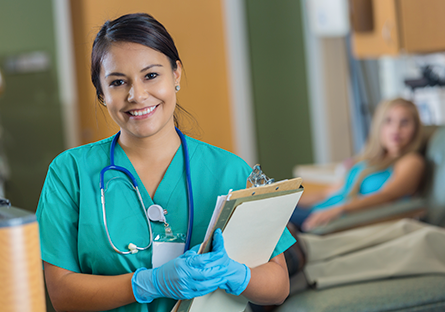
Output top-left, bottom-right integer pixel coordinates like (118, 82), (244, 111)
(105, 64), (163, 78)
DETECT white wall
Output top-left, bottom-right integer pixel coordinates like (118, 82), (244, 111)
(301, 0), (354, 164)
(222, 0), (258, 166)
(52, 0), (80, 148)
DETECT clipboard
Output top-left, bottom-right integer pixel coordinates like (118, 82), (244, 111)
(171, 165), (304, 312)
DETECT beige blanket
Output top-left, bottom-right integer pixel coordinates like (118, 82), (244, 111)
(300, 219), (445, 289)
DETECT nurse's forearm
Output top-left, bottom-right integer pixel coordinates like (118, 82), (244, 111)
(241, 253), (289, 305)
(44, 262), (136, 311)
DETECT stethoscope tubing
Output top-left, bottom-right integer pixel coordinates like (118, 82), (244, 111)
(100, 127), (194, 255)
(100, 186), (152, 254)
(176, 128), (194, 252)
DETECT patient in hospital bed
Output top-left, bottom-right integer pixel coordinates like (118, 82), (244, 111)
(290, 97), (425, 232)
(250, 98), (445, 312)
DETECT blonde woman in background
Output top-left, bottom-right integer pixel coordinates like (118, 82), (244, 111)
(290, 98), (425, 231)
(249, 98), (445, 312)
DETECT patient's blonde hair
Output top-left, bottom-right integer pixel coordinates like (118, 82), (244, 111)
(348, 98), (423, 197)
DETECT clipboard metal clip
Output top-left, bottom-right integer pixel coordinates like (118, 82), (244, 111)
(247, 164), (275, 188)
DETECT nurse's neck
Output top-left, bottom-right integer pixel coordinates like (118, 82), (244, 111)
(118, 126), (182, 198)
(118, 126), (181, 164)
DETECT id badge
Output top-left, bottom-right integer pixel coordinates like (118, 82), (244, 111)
(152, 233), (186, 268)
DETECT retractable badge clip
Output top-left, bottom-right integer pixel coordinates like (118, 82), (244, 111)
(147, 204), (173, 235)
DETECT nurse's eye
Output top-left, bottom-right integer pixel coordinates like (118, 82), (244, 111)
(110, 79), (125, 87)
(145, 73), (158, 80)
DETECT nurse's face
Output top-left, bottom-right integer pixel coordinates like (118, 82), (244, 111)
(100, 42), (181, 140)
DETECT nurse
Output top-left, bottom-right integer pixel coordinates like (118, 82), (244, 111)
(36, 13), (295, 312)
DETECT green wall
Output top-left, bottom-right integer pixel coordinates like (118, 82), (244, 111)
(0, 0), (65, 212)
(0, 3), (65, 311)
(245, 0), (313, 180)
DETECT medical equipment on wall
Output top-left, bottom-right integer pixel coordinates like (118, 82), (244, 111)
(100, 127), (194, 255)
(404, 65), (445, 125)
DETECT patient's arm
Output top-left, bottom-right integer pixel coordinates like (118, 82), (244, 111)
(302, 152), (425, 230)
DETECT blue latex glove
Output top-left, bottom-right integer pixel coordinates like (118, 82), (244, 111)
(212, 228), (251, 296)
(132, 237), (229, 303)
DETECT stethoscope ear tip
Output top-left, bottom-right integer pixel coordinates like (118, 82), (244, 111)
(128, 243), (139, 254)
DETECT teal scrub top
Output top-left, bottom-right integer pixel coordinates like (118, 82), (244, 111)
(36, 134), (295, 312)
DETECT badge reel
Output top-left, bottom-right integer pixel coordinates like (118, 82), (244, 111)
(147, 204), (186, 268)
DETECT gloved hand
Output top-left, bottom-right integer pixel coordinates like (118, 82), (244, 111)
(212, 228), (251, 296)
(132, 237), (229, 303)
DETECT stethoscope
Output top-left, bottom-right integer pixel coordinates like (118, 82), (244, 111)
(100, 127), (194, 255)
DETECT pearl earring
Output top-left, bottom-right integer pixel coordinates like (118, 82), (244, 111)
(175, 85), (180, 92)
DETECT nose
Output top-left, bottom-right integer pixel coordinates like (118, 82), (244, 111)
(127, 81), (148, 103)
(394, 121), (404, 131)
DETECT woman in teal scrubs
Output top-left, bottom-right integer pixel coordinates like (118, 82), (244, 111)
(36, 13), (295, 312)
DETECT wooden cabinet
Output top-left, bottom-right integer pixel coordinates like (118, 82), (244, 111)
(352, 0), (445, 58)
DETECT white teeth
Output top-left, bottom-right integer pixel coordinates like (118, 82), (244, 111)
(129, 106), (156, 116)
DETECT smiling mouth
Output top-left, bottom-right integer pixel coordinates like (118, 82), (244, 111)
(128, 105), (158, 116)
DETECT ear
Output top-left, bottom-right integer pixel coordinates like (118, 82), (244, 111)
(174, 60), (182, 85)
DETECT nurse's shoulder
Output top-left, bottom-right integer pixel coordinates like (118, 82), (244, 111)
(185, 135), (251, 179)
(48, 136), (114, 174)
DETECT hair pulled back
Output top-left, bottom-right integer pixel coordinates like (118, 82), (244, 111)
(91, 13), (181, 104)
